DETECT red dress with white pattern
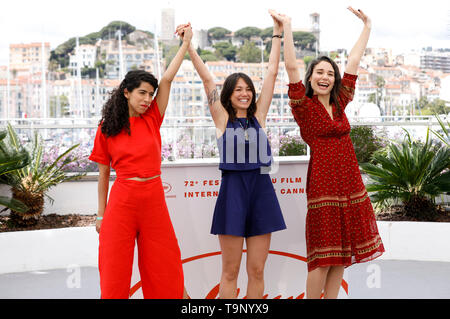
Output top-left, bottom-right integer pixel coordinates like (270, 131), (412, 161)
(288, 72), (384, 272)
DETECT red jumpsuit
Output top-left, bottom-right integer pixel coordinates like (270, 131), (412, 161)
(89, 100), (184, 299)
(288, 73), (384, 272)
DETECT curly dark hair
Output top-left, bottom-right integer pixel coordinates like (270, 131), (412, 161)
(220, 72), (257, 122)
(100, 70), (159, 137)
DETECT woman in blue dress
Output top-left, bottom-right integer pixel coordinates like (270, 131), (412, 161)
(179, 11), (286, 299)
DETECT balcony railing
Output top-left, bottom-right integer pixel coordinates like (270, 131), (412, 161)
(0, 115), (447, 170)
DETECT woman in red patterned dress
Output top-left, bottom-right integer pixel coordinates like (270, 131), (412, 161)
(272, 8), (385, 298)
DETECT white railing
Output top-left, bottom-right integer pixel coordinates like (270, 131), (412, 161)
(0, 115), (447, 129)
(1, 115), (448, 204)
(0, 115), (447, 163)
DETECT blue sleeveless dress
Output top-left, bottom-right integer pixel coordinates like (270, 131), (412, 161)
(210, 117), (286, 237)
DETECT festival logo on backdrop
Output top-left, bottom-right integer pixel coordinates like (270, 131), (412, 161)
(129, 250), (348, 299)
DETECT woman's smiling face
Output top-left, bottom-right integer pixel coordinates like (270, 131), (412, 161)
(230, 78), (253, 112)
(309, 60), (336, 97)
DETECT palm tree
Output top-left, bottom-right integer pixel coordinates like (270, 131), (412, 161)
(0, 130), (30, 212)
(361, 128), (450, 221)
(375, 76), (385, 115)
(2, 123), (86, 227)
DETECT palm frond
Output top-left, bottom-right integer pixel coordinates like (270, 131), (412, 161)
(430, 114), (449, 146)
(6, 123), (28, 179)
(1, 123), (87, 211)
(362, 126), (450, 208)
(0, 128), (31, 212)
(0, 195), (28, 213)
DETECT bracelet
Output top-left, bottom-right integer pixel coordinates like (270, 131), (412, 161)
(96, 216), (103, 220)
(272, 35), (282, 39)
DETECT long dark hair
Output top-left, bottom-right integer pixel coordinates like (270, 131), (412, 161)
(100, 70), (158, 137)
(220, 72), (257, 122)
(304, 56), (343, 114)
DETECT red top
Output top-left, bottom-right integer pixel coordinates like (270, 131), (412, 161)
(89, 99), (164, 179)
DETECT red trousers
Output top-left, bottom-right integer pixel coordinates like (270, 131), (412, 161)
(99, 177), (184, 299)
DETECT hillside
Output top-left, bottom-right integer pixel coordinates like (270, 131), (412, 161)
(49, 21), (154, 69)
(48, 21), (317, 74)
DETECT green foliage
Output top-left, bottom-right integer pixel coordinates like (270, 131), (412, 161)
(81, 67), (101, 79)
(200, 53), (219, 62)
(213, 41), (237, 61)
(329, 52), (339, 60)
(349, 126), (386, 164)
(361, 128), (450, 219)
(0, 130), (30, 212)
(51, 35), (99, 69)
(50, 21), (137, 68)
(431, 114), (449, 147)
(237, 40), (264, 63)
(419, 98), (449, 115)
(2, 123), (86, 203)
(98, 21), (136, 40)
(49, 95), (70, 118)
(260, 27), (274, 40)
(196, 49), (219, 62)
(140, 30), (155, 39)
(375, 76), (385, 112)
(235, 27), (261, 40)
(163, 43), (186, 65)
(303, 56), (315, 69)
(279, 136), (307, 156)
(292, 31), (316, 50)
(208, 27), (231, 40)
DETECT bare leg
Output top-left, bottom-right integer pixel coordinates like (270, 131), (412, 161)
(323, 266), (345, 299)
(306, 266), (330, 299)
(245, 233), (271, 299)
(218, 235), (245, 299)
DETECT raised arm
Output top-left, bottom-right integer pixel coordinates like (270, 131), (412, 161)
(186, 29), (228, 134)
(155, 24), (193, 117)
(345, 7), (371, 75)
(254, 10), (283, 126)
(270, 11), (300, 84)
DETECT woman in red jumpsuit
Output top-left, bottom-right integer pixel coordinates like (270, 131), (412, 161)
(272, 8), (384, 298)
(89, 25), (193, 299)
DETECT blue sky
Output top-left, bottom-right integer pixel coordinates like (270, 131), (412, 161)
(0, 0), (448, 65)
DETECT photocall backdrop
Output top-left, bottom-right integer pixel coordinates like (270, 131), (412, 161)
(129, 159), (349, 299)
